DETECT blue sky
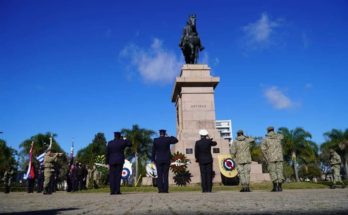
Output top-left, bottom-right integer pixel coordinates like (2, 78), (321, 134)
(1, 0), (347, 154)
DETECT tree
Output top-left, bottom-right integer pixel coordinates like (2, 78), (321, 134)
(320, 129), (348, 179)
(279, 127), (316, 182)
(121, 125), (155, 185)
(76, 132), (107, 168)
(0, 139), (17, 175)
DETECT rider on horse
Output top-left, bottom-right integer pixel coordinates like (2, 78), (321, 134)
(179, 15), (204, 64)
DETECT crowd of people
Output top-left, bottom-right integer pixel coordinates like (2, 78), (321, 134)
(2, 126), (345, 194)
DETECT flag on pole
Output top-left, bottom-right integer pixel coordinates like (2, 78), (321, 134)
(70, 140), (74, 159)
(24, 141), (35, 180)
(36, 152), (45, 164)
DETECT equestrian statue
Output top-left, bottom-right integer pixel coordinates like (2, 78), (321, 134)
(179, 14), (204, 64)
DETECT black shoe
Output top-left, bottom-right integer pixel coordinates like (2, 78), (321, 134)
(330, 185), (336, 189)
(245, 185), (251, 192)
(271, 183), (277, 192)
(116, 192), (122, 195)
(240, 187), (245, 192)
(278, 183), (283, 192)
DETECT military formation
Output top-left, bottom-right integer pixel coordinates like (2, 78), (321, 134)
(2, 126), (345, 194)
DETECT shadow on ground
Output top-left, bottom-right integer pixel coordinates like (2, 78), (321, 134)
(0, 207), (79, 215)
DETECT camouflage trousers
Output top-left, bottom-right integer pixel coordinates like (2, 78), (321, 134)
(268, 161), (284, 183)
(237, 163), (251, 185)
(43, 169), (53, 190)
(332, 164), (342, 184)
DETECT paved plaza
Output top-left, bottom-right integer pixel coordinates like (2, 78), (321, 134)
(0, 189), (348, 215)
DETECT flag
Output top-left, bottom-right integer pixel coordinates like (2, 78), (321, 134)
(36, 152), (45, 165)
(24, 142), (35, 180)
(70, 141), (74, 159)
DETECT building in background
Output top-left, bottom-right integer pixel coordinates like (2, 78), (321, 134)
(215, 120), (233, 144)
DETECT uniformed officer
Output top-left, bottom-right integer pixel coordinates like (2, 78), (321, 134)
(3, 167), (14, 194)
(230, 130), (254, 192)
(43, 149), (62, 195)
(152, 129), (178, 193)
(106, 132), (131, 195)
(195, 129), (217, 193)
(329, 149), (345, 188)
(260, 126), (284, 192)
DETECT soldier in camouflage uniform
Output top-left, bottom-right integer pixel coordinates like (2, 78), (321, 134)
(261, 126), (284, 192)
(43, 149), (62, 194)
(329, 149), (344, 188)
(230, 130), (254, 192)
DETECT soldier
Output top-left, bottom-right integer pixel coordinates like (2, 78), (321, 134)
(152, 129), (178, 193)
(195, 129), (217, 193)
(329, 149), (345, 188)
(261, 126), (284, 192)
(3, 167), (14, 194)
(230, 130), (254, 192)
(106, 132), (131, 195)
(43, 149), (62, 195)
(36, 164), (44, 193)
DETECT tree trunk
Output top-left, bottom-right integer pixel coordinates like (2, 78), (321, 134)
(292, 151), (300, 182)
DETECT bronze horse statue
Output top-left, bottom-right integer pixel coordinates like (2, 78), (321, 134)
(179, 15), (204, 64)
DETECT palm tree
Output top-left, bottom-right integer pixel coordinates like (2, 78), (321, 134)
(0, 139), (17, 174)
(321, 129), (348, 178)
(121, 125), (155, 185)
(279, 127), (314, 182)
(77, 132), (107, 168)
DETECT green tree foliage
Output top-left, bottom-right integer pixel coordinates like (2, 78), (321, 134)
(279, 127), (318, 182)
(320, 129), (348, 178)
(121, 125), (155, 181)
(0, 139), (17, 175)
(76, 133), (107, 168)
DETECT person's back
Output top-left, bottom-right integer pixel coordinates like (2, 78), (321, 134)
(153, 136), (178, 163)
(195, 137), (217, 164)
(106, 138), (131, 165)
(261, 131), (283, 162)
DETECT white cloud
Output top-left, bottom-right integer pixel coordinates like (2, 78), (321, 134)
(243, 13), (280, 48)
(120, 38), (181, 84)
(264, 86), (293, 109)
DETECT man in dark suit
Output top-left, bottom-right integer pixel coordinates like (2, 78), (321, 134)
(195, 129), (217, 193)
(152, 129), (178, 193)
(106, 132), (131, 195)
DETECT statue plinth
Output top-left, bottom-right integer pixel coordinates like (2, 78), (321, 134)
(171, 64), (230, 184)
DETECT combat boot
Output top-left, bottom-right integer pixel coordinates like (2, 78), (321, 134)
(271, 182), (277, 192)
(245, 184), (251, 192)
(240, 185), (245, 192)
(278, 183), (283, 192)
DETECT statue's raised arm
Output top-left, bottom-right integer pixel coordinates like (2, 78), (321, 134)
(179, 15), (204, 64)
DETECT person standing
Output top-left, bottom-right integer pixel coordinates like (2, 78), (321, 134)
(26, 164), (36, 193)
(152, 129), (178, 193)
(195, 129), (217, 193)
(3, 167), (14, 194)
(106, 132), (131, 195)
(261, 126), (284, 192)
(329, 149), (345, 188)
(230, 130), (254, 192)
(43, 149), (62, 195)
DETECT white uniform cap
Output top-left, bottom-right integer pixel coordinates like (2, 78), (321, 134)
(199, 129), (208, 136)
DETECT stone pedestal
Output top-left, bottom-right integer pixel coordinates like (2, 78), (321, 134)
(171, 64), (230, 184)
(250, 161), (271, 182)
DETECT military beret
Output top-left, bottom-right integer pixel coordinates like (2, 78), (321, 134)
(159, 129), (166, 134)
(267, 126), (274, 131)
(237, 130), (244, 134)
